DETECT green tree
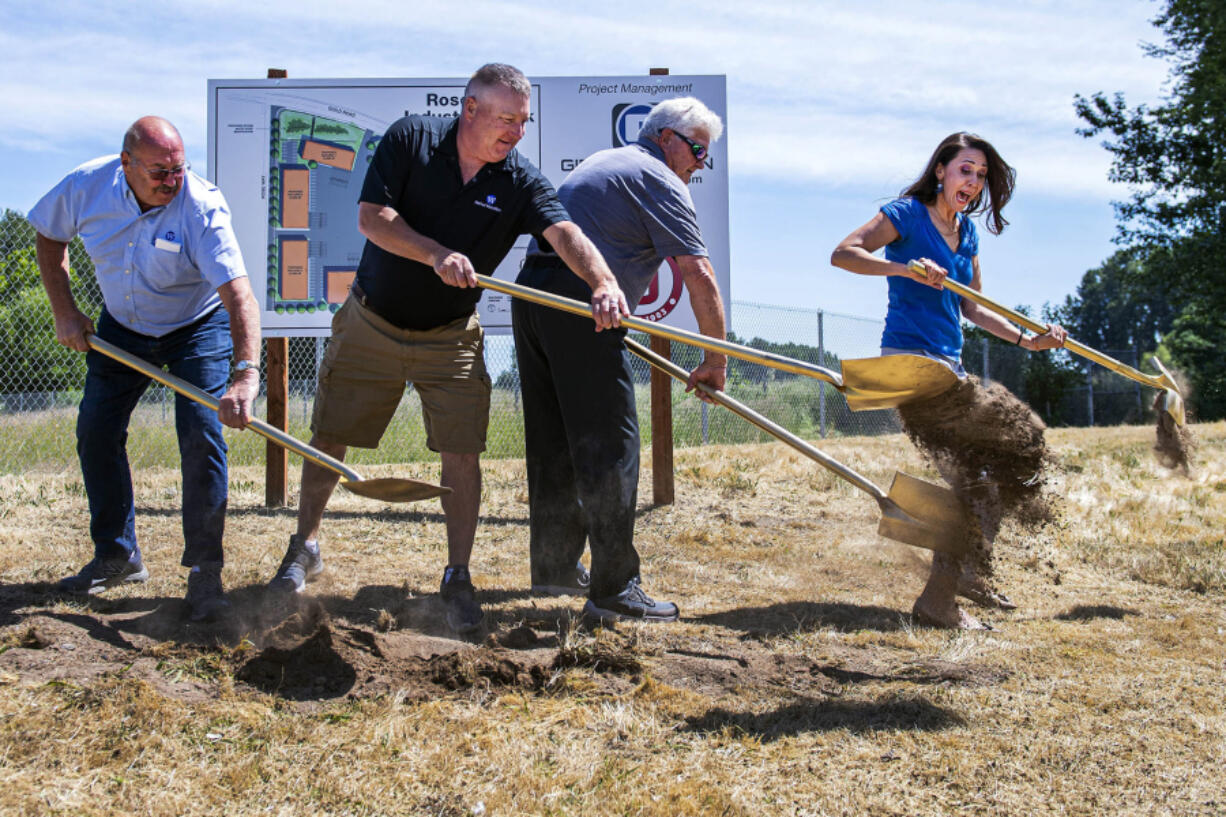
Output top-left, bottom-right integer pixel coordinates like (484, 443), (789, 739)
(0, 208), (103, 396)
(1052, 249), (1176, 352)
(1074, 0), (1226, 418)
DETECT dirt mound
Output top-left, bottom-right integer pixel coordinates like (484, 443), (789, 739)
(899, 377), (1054, 573)
(235, 610), (556, 701)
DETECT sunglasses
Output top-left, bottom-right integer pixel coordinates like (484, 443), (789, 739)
(670, 129), (709, 162)
(129, 155), (190, 182)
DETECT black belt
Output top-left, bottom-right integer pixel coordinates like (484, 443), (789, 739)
(350, 281), (395, 324)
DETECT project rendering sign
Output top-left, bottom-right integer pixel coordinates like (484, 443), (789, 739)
(207, 75), (729, 336)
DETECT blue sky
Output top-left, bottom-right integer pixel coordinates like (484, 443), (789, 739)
(0, 0), (1168, 321)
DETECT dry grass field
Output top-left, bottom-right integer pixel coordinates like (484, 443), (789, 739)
(0, 421), (1223, 816)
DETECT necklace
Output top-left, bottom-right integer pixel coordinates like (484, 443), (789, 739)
(927, 205), (958, 237)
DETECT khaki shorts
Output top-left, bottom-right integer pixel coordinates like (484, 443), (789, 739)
(311, 296), (491, 453)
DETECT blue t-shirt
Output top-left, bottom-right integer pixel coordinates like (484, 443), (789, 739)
(878, 196), (978, 358)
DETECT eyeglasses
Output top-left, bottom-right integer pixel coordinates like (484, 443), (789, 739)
(670, 129), (709, 162)
(128, 155), (190, 181)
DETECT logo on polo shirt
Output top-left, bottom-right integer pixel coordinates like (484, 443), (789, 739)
(474, 194), (502, 213)
(165, 231), (176, 241)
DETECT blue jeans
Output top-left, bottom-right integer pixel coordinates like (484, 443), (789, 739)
(78, 308), (232, 567)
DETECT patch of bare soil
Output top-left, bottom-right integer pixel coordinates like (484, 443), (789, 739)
(0, 582), (1003, 709)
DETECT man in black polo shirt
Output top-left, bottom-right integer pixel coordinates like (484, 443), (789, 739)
(265, 64), (627, 634)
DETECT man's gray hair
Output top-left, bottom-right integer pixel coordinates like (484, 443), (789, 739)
(641, 97), (724, 143)
(464, 63), (531, 101)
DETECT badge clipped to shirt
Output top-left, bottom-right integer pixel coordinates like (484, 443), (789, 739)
(154, 230), (181, 253)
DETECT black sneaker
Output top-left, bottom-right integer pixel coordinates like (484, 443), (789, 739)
(267, 535), (324, 595)
(185, 564), (230, 622)
(583, 578), (679, 623)
(57, 553), (149, 594)
(440, 565), (484, 634)
(531, 561), (591, 597)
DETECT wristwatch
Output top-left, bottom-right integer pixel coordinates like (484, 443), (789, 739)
(233, 359), (259, 374)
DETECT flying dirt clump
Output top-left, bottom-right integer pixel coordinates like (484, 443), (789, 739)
(898, 377), (1055, 574)
(1153, 396), (1195, 474)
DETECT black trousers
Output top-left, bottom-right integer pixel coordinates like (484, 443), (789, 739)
(512, 258), (640, 599)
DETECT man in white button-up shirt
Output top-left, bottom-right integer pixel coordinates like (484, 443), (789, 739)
(28, 116), (260, 622)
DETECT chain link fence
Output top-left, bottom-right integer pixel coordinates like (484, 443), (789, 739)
(1, 207), (1156, 475)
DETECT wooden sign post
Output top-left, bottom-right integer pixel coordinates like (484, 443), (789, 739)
(264, 68), (289, 507)
(648, 67), (675, 506)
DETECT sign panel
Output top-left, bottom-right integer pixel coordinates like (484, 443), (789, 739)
(208, 75), (729, 336)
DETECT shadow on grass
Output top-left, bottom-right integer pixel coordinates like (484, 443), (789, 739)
(683, 695), (964, 740)
(692, 600), (908, 635)
(131, 504), (529, 527)
(1055, 604), (1140, 621)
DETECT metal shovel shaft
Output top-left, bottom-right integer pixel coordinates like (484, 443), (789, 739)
(915, 261), (1186, 422)
(624, 338), (967, 554)
(85, 335), (448, 502)
(477, 274), (845, 386)
(623, 339), (885, 500)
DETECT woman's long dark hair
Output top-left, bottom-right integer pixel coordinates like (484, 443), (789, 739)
(902, 132), (1016, 235)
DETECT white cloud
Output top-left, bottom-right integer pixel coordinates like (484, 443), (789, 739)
(0, 0), (1169, 201)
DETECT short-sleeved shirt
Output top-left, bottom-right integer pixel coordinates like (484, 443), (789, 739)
(879, 196), (979, 358)
(27, 155), (247, 337)
(526, 136), (707, 310)
(356, 115), (570, 330)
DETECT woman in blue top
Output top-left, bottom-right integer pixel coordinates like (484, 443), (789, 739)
(832, 132), (1066, 629)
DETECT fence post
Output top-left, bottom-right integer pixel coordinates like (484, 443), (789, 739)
(1132, 348), (1143, 418)
(981, 336), (990, 386)
(1086, 364), (1095, 426)
(265, 67), (290, 508)
(817, 310), (827, 438)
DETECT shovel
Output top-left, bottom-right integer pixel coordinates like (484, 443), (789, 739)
(911, 261), (1187, 425)
(624, 338), (970, 555)
(86, 334), (450, 503)
(477, 274), (958, 410)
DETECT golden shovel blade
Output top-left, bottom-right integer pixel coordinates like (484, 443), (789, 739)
(840, 355), (960, 411)
(876, 471), (971, 555)
(1150, 357), (1187, 426)
(340, 477), (451, 503)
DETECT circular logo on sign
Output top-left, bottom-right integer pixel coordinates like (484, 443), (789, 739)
(635, 257), (686, 322)
(612, 103), (655, 147)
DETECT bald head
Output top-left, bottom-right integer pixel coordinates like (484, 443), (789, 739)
(120, 116), (188, 211)
(123, 116), (183, 155)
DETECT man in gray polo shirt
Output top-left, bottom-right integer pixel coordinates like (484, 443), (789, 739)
(512, 96), (728, 623)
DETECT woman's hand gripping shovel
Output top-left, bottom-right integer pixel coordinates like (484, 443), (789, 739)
(624, 338), (971, 555)
(86, 334), (450, 503)
(476, 274), (960, 411)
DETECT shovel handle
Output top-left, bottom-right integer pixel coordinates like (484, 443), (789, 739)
(476, 274), (845, 388)
(623, 337), (887, 501)
(909, 261), (1175, 393)
(85, 334), (366, 484)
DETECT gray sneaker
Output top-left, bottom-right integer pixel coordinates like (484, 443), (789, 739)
(185, 564), (230, 622)
(583, 578), (679, 623)
(57, 553), (149, 594)
(440, 566), (485, 634)
(531, 561), (591, 597)
(267, 535), (323, 595)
